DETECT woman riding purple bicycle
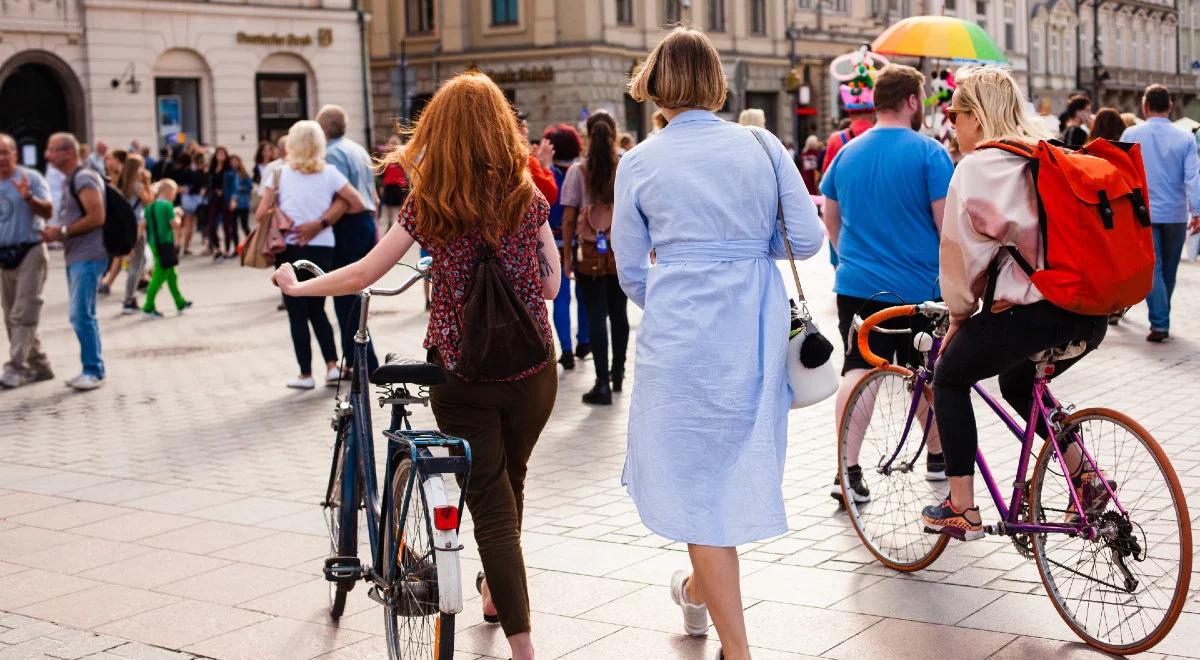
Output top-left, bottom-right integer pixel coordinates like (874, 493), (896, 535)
(921, 65), (1109, 539)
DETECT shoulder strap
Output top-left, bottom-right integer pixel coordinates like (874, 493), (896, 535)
(67, 167), (83, 211)
(748, 127), (807, 304)
(977, 140), (1035, 158)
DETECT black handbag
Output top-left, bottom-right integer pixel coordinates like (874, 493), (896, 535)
(0, 242), (37, 270)
(146, 205), (180, 269)
(155, 242), (179, 269)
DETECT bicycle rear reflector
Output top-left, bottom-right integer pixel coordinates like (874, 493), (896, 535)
(434, 505), (459, 531)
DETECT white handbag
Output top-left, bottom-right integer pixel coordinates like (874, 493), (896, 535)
(751, 128), (839, 409)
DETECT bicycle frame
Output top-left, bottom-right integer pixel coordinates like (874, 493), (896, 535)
(883, 332), (1126, 540)
(336, 286), (470, 596)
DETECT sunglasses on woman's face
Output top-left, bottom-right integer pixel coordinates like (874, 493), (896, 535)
(946, 107), (968, 126)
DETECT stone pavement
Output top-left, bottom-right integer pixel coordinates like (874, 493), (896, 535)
(1, 246), (1199, 660)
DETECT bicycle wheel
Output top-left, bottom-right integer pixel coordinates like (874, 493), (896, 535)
(1028, 408), (1191, 655)
(839, 367), (949, 571)
(323, 420), (357, 619)
(383, 456), (454, 660)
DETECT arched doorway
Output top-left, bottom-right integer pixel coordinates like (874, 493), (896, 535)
(0, 53), (84, 170)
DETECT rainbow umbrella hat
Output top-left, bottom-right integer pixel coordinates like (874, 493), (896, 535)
(872, 16), (1008, 64)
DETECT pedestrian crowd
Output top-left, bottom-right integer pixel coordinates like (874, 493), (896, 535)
(4, 20), (1199, 660)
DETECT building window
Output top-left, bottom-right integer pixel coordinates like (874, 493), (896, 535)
(617, 0), (634, 24)
(256, 74), (306, 144)
(975, 0), (987, 30)
(1049, 31), (1059, 74)
(406, 0), (435, 34)
(1031, 28), (1042, 73)
(832, 0), (848, 13)
(944, 0), (957, 13)
(492, 0), (518, 26)
(664, 0), (682, 24)
(1003, 0), (1015, 50)
(708, 0), (726, 31)
(798, 0), (811, 7)
(750, 0), (767, 33)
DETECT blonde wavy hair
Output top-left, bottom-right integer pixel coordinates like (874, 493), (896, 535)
(285, 120), (327, 175)
(953, 65), (1053, 145)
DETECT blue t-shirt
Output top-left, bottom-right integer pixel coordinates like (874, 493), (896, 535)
(820, 127), (953, 302)
(0, 167), (50, 247)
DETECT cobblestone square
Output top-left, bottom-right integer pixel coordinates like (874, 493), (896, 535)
(2, 249), (1199, 659)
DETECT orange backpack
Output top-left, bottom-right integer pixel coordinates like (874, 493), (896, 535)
(980, 139), (1156, 316)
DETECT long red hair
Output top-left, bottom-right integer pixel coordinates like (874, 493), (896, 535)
(386, 72), (533, 247)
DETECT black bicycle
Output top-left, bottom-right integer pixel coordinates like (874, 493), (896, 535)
(294, 258), (471, 660)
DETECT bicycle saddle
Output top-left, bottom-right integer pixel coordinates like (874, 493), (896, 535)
(370, 353), (446, 386)
(1029, 341), (1088, 364)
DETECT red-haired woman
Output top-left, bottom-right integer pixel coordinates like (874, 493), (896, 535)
(272, 71), (560, 660)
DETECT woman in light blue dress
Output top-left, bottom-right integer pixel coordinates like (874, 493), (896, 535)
(613, 27), (825, 660)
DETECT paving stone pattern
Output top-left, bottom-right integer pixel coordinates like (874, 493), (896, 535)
(2, 249), (1199, 659)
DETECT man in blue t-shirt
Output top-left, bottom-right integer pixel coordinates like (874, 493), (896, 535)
(0, 133), (54, 388)
(820, 64), (954, 504)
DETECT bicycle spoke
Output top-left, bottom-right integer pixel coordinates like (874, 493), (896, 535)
(841, 370), (948, 570)
(385, 459), (445, 660)
(1030, 410), (1190, 653)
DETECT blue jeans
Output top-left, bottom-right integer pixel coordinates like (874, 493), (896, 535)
(333, 211), (379, 373)
(552, 269), (590, 353)
(66, 259), (106, 379)
(1147, 223), (1187, 332)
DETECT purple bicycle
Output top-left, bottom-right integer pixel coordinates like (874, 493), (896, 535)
(837, 301), (1191, 655)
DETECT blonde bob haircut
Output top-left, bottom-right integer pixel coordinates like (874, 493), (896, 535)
(738, 108), (766, 128)
(629, 27), (727, 111)
(953, 65), (1052, 145)
(285, 120), (328, 175)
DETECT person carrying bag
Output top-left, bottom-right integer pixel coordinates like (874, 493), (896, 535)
(239, 168), (288, 268)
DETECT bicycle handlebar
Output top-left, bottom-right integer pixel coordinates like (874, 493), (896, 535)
(287, 257), (432, 297)
(856, 301), (950, 368)
(292, 260), (325, 278)
(857, 305), (917, 368)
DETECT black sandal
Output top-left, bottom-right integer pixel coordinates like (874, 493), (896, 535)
(475, 571), (500, 624)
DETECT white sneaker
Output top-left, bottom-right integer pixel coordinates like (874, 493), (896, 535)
(669, 570), (709, 637)
(287, 376), (316, 390)
(70, 374), (105, 391)
(325, 367), (342, 385)
(64, 373), (84, 388)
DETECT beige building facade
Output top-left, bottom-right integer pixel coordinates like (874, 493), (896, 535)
(365, 0), (923, 148)
(0, 0), (368, 168)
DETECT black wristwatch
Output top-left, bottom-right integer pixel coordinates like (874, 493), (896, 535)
(320, 219), (331, 229)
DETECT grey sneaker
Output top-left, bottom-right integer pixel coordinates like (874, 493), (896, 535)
(70, 374), (105, 391)
(0, 369), (28, 389)
(669, 570), (709, 637)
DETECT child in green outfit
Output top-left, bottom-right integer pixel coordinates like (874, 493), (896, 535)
(142, 179), (192, 318)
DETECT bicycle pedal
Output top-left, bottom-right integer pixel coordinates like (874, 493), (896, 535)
(323, 556), (362, 585)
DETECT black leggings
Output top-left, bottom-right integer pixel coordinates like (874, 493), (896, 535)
(575, 273), (629, 382)
(282, 245), (338, 375)
(933, 301), (1108, 477)
(229, 208), (249, 249)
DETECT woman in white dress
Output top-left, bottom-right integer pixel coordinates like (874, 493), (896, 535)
(613, 27), (825, 659)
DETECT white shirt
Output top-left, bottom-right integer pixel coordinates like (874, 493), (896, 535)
(273, 165), (349, 248)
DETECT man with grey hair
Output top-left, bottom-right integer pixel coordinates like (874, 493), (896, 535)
(86, 140), (107, 174)
(315, 104), (379, 373)
(43, 132), (107, 390)
(0, 133), (54, 388)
